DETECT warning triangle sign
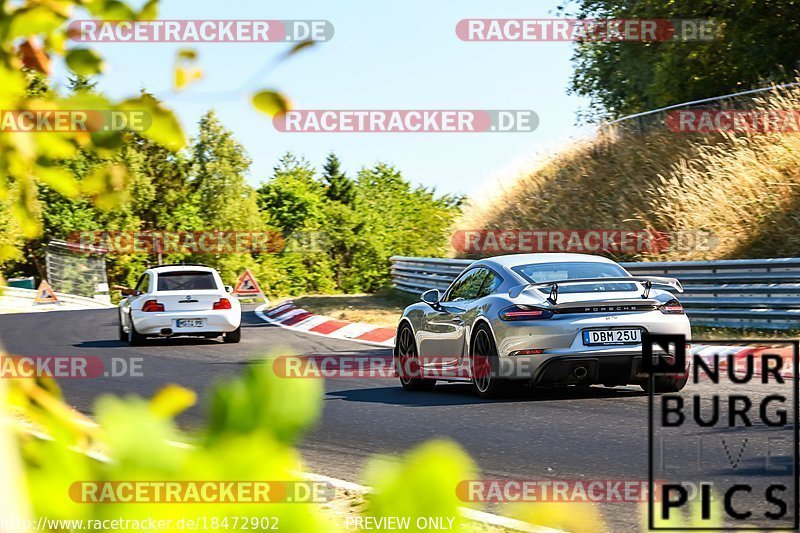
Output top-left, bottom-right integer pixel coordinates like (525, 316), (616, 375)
(232, 269), (268, 303)
(233, 269), (262, 294)
(34, 280), (59, 304)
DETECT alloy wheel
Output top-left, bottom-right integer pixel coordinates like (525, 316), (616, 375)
(471, 329), (493, 393)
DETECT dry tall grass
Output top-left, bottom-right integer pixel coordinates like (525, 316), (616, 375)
(455, 84), (800, 261)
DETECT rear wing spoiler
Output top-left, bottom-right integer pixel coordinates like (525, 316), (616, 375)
(508, 276), (684, 303)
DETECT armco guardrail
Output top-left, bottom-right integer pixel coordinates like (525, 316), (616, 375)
(600, 81), (800, 136)
(390, 256), (800, 330)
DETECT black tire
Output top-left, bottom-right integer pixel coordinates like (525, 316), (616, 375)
(224, 326), (241, 343)
(118, 312), (127, 342)
(395, 323), (436, 391)
(127, 320), (146, 346)
(640, 373), (689, 393)
(470, 325), (509, 399)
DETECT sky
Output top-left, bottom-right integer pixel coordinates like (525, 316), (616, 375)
(56, 0), (594, 199)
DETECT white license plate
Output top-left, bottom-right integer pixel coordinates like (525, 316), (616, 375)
(583, 328), (641, 345)
(177, 319), (204, 328)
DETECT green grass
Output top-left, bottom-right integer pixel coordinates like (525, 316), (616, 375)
(276, 288), (417, 326)
(692, 325), (800, 341)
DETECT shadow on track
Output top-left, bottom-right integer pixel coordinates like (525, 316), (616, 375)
(75, 337), (226, 348)
(326, 383), (647, 406)
(241, 311), (276, 327)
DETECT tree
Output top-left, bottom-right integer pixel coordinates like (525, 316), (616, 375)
(190, 111), (261, 231)
(257, 153), (326, 235)
(566, 0), (800, 120)
(319, 153), (359, 287)
(123, 134), (198, 232)
(256, 153), (337, 294)
(322, 152), (355, 205)
(347, 163), (462, 291)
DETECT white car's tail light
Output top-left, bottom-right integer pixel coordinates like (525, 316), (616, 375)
(213, 298), (232, 310)
(499, 305), (554, 321)
(659, 298), (685, 314)
(142, 300), (165, 312)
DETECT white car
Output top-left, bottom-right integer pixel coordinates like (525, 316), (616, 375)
(118, 264), (242, 345)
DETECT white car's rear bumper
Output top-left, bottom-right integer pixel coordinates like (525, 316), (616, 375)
(132, 309), (241, 336)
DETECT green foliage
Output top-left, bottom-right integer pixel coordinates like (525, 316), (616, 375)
(363, 440), (476, 530)
(258, 153), (327, 235)
(0, 3), (473, 532)
(322, 152), (355, 205)
(256, 155), (460, 294)
(8, 359), (573, 532)
(190, 111), (261, 231)
(0, 196), (25, 266)
(0, 0), (186, 239)
(65, 49), (105, 76)
(7, 365), (330, 532)
(0, 3), (460, 297)
(346, 163), (461, 291)
(252, 90), (291, 117)
(207, 359), (323, 445)
(567, 0), (800, 119)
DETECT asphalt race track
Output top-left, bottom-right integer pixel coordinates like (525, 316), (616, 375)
(0, 307), (792, 531)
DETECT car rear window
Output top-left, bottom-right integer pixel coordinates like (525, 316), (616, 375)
(156, 271), (217, 291)
(512, 261), (637, 293)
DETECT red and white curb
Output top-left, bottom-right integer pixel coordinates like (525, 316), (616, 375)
(690, 344), (795, 379)
(254, 301), (396, 348)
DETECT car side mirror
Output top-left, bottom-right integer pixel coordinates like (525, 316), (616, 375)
(421, 289), (441, 307)
(225, 285), (233, 293)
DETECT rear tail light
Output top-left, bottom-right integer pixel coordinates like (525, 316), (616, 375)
(142, 300), (164, 312)
(659, 298), (685, 314)
(509, 349), (545, 356)
(499, 305), (554, 321)
(213, 298), (232, 310)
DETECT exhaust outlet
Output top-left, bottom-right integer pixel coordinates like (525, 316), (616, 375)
(159, 328), (173, 336)
(573, 366), (588, 379)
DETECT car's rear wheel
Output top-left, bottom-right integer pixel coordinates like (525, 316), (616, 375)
(224, 326), (241, 343)
(395, 323), (435, 391)
(470, 325), (507, 399)
(127, 320), (146, 346)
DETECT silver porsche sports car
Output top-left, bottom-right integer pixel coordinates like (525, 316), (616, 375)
(394, 253), (691, 398)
